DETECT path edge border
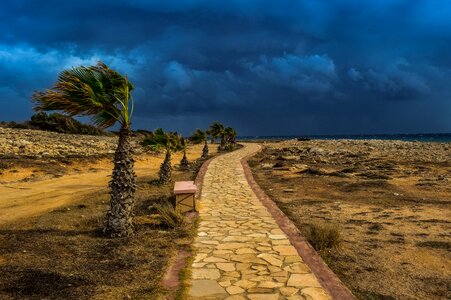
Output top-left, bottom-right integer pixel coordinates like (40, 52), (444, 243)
(240, 145), (356, 300)
(161, 154), (217, 300)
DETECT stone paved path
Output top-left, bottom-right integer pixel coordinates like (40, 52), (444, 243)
(188, 144), (331, 300)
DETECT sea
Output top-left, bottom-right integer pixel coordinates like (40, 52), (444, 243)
(238, 133), (451, 143)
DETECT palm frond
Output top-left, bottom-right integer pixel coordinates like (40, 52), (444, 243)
(189, 129), (207, 144)
(31, 61), (134, 129)
(208, 122), (225, 137)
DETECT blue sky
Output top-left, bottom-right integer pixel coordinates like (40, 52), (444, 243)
(0, 0), (450, 135)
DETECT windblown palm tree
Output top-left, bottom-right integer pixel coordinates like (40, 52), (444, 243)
(189, 129), (209, 158)
(208, 122), (224, 145)
(142, 128), (182, 184)
(32, 62), (136, 237)
(224, 127), (237, 145)
(216, 126), (237, 151)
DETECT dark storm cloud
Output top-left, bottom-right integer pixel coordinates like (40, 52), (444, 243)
(0, 0), (450, 135)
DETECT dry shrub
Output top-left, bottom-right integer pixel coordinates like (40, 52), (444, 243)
(0, 161), (10, 170)
(304, 222), (341, 251)
(155, 202), (184, 229)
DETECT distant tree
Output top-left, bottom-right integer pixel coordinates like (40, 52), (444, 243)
(32, 62), (136, 237)
(142, 128), (182, 184)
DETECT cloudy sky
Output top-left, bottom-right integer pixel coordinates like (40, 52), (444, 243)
(1, 0), (450, 135)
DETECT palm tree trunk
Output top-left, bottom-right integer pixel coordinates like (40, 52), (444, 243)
(159, 149), (172, 184)
(202, 140), (209, 158)
(104, 125), (136, 237)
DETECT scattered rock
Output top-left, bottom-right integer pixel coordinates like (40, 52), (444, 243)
(281, 155), (300, 161)
(261, 163), (274, 169)
(308, 147), (326, 155)
(273, 161), (287, 168)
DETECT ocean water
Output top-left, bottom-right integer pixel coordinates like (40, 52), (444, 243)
(238, 133), (451, 143)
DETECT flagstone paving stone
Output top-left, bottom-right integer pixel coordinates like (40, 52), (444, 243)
(188, 144), (331, 299)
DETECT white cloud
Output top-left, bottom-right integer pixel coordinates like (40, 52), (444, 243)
(0, 44), (142, 77)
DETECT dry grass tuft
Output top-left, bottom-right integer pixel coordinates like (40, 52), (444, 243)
(304, 222), (342, 251)
(155, 202), (185, 229)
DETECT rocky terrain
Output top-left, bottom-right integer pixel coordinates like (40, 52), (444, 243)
(0, 127), (121, 158)
(0, 127), (145, 183)
(250, 139), (450, 299)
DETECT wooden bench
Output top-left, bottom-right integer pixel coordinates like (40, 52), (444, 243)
(174, 181), (198, 213)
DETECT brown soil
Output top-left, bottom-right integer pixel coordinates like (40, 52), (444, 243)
(249, 139), (451, 300)
(0, 143), (216, 299)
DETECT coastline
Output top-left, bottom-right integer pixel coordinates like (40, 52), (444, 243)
(238, 133), (451, 143)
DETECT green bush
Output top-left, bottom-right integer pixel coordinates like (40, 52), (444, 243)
(12, 123), (29, 129)
(304, 222), (341, 251)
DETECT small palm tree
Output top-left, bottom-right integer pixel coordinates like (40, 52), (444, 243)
(160, 147), (172, 184)
(189, 129), (209, 158)
(202, 139), (209, 158)
(32, 62), (136, 237)
(142, 128), (182, 184)
(180, 138), (189, 169)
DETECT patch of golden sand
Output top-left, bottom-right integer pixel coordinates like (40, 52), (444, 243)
(0, 144), (215, 225)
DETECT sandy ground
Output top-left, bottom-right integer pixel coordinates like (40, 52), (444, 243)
(0, 149), (207, 300)
(0, 144), (213, 226)
(0, 128), (219, 299)
(249, 139), (450, 300)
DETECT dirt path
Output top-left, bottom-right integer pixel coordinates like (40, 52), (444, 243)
(0, 162), (153, 225)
